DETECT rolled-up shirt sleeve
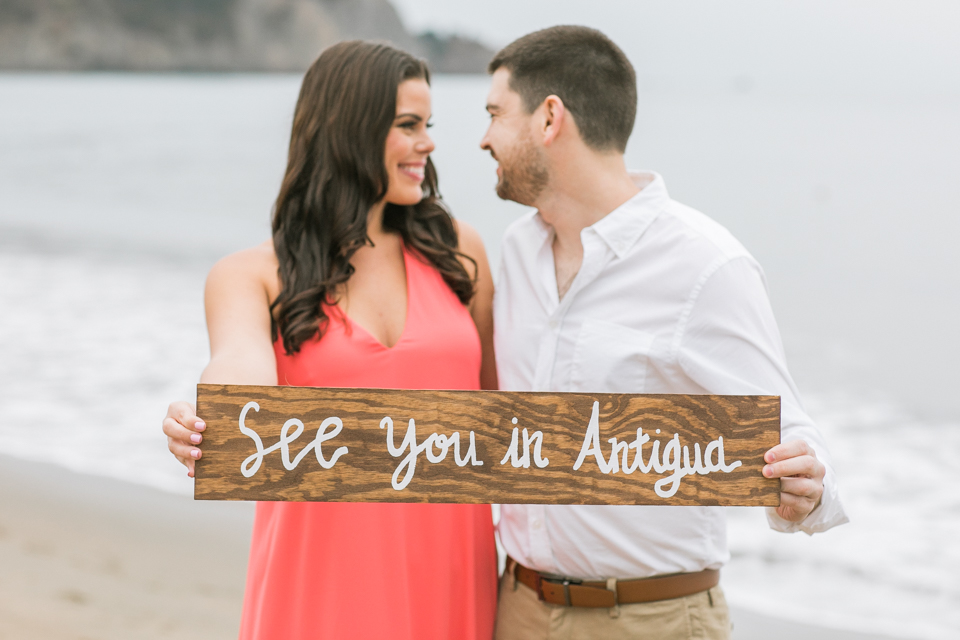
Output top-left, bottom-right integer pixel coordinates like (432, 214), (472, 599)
(676, 256), (849, 534)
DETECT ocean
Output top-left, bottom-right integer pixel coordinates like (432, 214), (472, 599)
(1, 74), (958, 637)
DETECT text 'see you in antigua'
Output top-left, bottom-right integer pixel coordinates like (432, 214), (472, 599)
(235, 401), (742, 498)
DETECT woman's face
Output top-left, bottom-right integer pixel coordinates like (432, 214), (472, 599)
(383, 78), (434, 206)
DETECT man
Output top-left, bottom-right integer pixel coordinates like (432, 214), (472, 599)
(481, 26), (848, 639)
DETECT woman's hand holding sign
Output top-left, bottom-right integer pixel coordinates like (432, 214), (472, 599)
(163, 401), (205, 478)
(763, 439), (826, 522)
(162, 244), (280, 478)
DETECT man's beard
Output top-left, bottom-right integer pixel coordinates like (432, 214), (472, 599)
(495, 133), (549, 206)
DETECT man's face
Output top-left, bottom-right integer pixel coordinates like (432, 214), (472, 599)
(480, 69), (549, 206)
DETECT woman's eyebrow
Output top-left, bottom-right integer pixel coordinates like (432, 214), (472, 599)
(394, 113), (423, 121)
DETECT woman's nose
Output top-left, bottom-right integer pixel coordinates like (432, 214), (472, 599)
(416, 132), (435, 154)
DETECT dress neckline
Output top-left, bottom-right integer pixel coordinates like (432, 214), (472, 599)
(339, 244), (412, 351)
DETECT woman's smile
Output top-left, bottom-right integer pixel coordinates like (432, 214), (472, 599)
(398, 161), (426, 182)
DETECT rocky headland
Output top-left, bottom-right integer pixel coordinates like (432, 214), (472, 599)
(0, 0), (494, 73)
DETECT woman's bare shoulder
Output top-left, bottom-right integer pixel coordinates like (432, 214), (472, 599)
(453, 219), (487, 261)
(206, 240), (279, 294)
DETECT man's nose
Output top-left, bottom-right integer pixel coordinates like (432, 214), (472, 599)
(479, 127), (492, 151)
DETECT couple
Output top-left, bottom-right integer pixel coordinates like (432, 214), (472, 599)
(163, 26), (847, 640)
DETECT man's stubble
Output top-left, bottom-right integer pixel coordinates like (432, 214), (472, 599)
(495, 130), (549, 206)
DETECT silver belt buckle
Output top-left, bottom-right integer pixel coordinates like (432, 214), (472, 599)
(536, 571), (583, 606)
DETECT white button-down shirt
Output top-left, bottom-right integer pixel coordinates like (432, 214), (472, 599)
(493, 172), (848, 581)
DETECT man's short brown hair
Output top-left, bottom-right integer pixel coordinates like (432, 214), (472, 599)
(489, 26), (637, 153)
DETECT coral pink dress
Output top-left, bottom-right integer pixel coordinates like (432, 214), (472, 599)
(238, 246), (497, 640)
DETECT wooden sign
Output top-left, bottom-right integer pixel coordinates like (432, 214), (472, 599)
(194, 384), (780, 506)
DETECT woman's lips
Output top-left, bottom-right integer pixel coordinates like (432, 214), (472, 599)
(399, 163), (425, 182)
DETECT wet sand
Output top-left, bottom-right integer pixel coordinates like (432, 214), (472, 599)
(0, 455), (898, 639)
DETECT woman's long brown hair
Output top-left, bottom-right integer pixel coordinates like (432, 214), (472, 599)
(270, 41), (476, 355)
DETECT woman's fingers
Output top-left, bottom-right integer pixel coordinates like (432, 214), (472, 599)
(172, 452), (197, 476)
(163, 400), (204, 477)
(167, 400), (197, 422)
(168, 437), (201, 476)
(162, 418), (203, 460)
(166, 400), (204, 434)
(162, 416), (201, 444)
(167, 435), (202, 461)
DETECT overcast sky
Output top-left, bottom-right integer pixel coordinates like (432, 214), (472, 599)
(392, 0), (960, 95)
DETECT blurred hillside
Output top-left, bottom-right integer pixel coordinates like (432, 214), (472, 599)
(0, 0), (494, 72)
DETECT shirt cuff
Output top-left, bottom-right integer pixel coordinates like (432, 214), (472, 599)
(765, 464), (850, 535)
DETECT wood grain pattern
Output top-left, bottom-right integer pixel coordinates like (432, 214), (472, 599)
(194, 384), (781, 506)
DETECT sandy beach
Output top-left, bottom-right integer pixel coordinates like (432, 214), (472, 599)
(0, 454), (900, 640)
(0, 455), (253, 639)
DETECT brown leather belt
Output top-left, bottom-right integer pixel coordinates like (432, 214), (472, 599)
(510, 558), (719, 608)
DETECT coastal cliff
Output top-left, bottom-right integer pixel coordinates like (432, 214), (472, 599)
(0, 0), (494, 73)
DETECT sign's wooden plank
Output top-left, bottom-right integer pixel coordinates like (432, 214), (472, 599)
(194, 384), (780, 506)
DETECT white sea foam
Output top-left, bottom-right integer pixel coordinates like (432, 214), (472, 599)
(0, 246), (207, 496)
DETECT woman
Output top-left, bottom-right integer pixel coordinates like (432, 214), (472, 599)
(162, 41), (498, 639)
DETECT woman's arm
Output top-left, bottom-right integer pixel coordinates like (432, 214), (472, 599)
(456, 221), (498, 391)
(163, 243), (279, 477)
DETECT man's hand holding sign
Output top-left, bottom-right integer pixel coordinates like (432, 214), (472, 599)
(764, 439), (826, 523)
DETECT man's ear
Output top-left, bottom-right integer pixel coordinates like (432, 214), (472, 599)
(540, 95), (566, 147)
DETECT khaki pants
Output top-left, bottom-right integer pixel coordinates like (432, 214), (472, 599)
(494, 570), (731, 640)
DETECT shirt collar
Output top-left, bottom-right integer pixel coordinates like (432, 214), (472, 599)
(588, 171), (669, 259)
(532, 171), (669, 259)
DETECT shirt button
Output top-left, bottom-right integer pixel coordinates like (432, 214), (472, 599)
(532, 519), (542, 530)
(549, 320), (558, 330)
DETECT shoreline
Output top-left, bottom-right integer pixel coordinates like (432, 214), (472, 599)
(0, 454), (897, 639)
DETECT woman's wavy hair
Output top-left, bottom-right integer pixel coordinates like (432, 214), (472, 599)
(270, 41), (476, 355)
